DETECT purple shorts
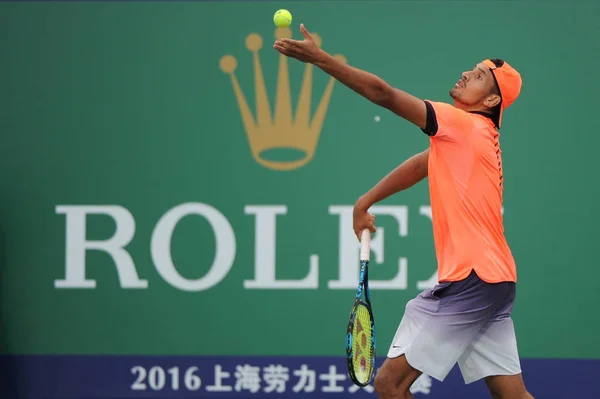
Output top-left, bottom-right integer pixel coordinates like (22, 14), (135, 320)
(387, 269), (522, 384)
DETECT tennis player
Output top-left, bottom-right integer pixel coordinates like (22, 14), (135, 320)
(274, 24), (534, 399)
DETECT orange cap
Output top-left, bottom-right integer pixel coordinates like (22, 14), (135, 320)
(482, 59), (522, 128)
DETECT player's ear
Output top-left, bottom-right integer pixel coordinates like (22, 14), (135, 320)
(484, 94), (501, 109)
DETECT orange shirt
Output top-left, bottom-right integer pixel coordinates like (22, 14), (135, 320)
(425, 101), (517, 283)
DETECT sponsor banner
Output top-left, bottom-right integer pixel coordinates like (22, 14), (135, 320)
(0, 356), (597, 399)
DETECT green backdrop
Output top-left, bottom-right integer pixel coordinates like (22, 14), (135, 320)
(1, 0), (598, 360)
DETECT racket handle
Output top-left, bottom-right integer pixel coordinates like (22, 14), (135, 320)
(360, 229), (371, 261)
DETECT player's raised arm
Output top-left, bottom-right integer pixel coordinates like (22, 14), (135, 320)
(273, 24), (427, 130)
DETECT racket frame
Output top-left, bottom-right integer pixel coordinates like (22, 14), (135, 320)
(345, 230), (376, 387)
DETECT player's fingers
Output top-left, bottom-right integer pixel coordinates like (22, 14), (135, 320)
(354, 225), (367, 241)
(300, 23), (313, 40)
(368, 222), (376, 233)
(273, 43), (294, 57)
(273, 44), (287, 55)
(276, 41), (302, 57)
(354, 226), (363, 241)
(280, 38), (302, 47)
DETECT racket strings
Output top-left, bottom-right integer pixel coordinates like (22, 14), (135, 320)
(351, 303), (374, 383)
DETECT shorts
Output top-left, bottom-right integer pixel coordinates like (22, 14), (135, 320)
(386, 269), (522, 384)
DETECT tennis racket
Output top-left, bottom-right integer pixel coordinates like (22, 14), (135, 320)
(346, 229), (376, 387)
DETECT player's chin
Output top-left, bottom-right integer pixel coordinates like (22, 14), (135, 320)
(449, 88), (460, 99)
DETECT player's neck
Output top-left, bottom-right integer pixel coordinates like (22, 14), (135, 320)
(453, 100), (488, 115)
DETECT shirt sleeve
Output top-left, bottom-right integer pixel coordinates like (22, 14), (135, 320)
(421, 100), (473, 142)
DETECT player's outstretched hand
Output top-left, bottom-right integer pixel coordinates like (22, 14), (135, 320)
(273, 24), (322, 64)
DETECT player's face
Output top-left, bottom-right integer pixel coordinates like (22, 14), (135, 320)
(450, 63), (500, 108)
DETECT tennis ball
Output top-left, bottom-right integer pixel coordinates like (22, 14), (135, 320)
(273, 9), (292, 28)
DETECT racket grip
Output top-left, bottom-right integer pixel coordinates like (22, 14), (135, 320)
(360, 229), (371, 261)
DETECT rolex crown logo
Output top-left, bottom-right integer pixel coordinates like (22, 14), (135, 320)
(220, 27), (346, 171)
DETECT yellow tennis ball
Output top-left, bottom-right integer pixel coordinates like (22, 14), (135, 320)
(273, 9), (292, 28)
